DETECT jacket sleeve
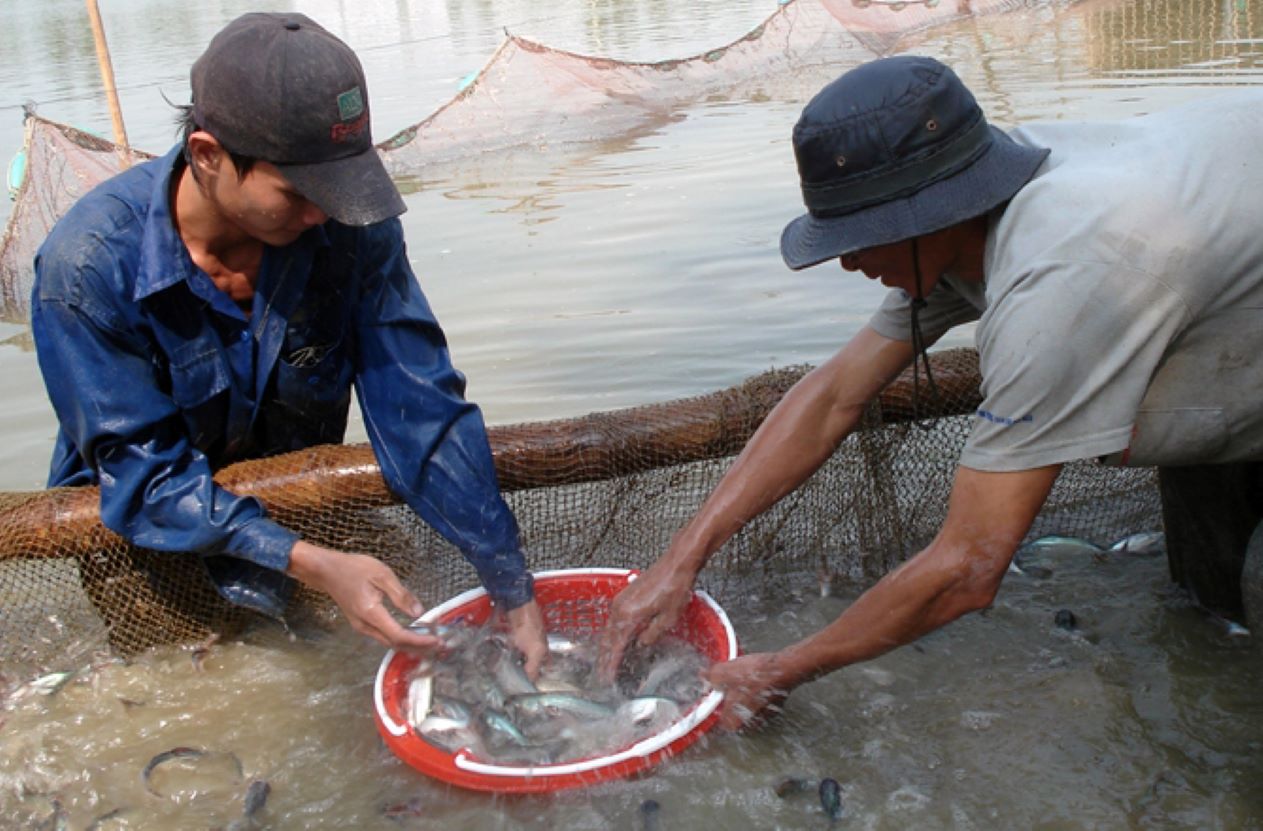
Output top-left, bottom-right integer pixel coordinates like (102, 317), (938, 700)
(30, 247), (299, 571)
(351, 221), (534, 609)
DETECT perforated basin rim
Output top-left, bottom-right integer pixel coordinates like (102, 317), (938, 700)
(374, 568), (738, 792)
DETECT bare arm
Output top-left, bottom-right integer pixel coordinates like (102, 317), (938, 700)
(675, 326), (916, 577)
(598, 327), (915, 674)
(710, 463), (1061, 728)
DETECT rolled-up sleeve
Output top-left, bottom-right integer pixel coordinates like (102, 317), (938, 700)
(351, 221), (533, 609)
(31, 246), (299, 570)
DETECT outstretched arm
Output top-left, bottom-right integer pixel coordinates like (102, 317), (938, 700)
(599, 327), (916, 677)
(710, 462), (1061, 729)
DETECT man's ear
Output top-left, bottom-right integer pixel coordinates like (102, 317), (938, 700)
(186, 131), (223, 181)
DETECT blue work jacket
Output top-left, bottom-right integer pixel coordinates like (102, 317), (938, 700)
(30, 145), (533, 617)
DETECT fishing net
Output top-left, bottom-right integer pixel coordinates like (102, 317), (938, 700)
(1, 0), (1042, 323)
(0, 0), (1181, 683)
(0, 348), (1161, 682)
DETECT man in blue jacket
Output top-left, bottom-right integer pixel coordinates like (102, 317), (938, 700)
(30, 13), (546, 670)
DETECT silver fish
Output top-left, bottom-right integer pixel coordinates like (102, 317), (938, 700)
(1020, 535), (1104, 554)
(480, 709), (531, 747)
(509, 692), (616, 721)
(406, 674), (433, 727)
(1107, 531), (1165, 557)
(617, 696), (681, 727)
(492, 651), (539, 697)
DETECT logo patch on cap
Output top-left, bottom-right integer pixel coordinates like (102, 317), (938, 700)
(336, 87), (364, 121)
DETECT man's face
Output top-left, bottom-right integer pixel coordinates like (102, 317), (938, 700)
(838, 239), (931, 297)
(205, 152), (328, 246)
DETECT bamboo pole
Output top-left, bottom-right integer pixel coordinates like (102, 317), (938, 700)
(84, 0), (131, 169)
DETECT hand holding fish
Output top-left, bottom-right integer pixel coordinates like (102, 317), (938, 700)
(706, 652), (789, 731)
(286, 540), (443, 653)
(597, 555), (698, 683)
(506, 599), (548, 679)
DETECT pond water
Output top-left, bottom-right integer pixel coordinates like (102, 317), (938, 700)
(2, 0), (1263, 828)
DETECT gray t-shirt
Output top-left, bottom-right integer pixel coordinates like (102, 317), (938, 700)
(869, 89), (1263, 471)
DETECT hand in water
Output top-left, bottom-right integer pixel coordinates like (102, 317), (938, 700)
(286, 541), (444, 654)
(707, 652), (790, 731)
(596, 558), (697, 683)
(505, 599), (548, 679)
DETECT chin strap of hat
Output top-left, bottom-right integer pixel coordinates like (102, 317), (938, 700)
(908, 238), (942, 430)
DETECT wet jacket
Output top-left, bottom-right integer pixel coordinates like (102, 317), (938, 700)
(30, 145), (533, 616)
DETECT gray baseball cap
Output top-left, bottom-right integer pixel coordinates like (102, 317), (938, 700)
(191, 13), (405, 226)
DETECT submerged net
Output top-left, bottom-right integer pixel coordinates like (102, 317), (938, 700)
(1, 0), (1047, 322)
(0, 348), (1161, 681)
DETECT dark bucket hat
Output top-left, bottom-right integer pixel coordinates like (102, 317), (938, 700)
(780, 56), (1048, 270)
(192, 13), (405, 226)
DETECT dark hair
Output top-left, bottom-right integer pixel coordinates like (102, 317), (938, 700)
(176, 103), (258, 182)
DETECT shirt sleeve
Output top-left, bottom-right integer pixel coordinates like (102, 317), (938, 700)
(351, 220), (534, 610)
(30, 246), (299, 571)
(961, 260), (1190, 471)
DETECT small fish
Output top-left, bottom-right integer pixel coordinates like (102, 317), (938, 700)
(616, 696), (681, 727)
(1007, 559), (1054, 580)
(1054, 609), (1077, 631)
(142, 747), (206, 796)
(546, 633), (583, 655)
(509, 692), (615, 721)
(1021, 535), (1104, 554)
(635, 654), (697, 698)
(382, 797), (426, 820)
(407, 622), (454, 641)
(432, 694), (472, 721)
(242, 779), (270, 818)
(406, 674), (433, 727)
(492, 651), (539, 697)
(24, 670), (77, 697)
(190, 633), (220, 672)
(819, 777), (843, 819)
(86, 806), (134, 830)
(1107, 531), (1165, 557)
(224, 779), (270, 831)
(639, 799), (661, 831)
(480, 709), (531, 747)
(774, 776), (814, 797)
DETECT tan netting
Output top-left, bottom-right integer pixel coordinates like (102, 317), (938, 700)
(0, 348), (1160, 682)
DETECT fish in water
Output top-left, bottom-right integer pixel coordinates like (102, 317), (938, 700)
(774, 776), (814, 797)
(405, 623), (712, 766)
(1007, 558), (1054, 580)
(819, 777), (843, 819)
(639, 799), (661, 831)
(141, 746), (243, 799)
(224, 779), (271, 831)
(1020, 535), (1104, 554)
(1106, 531), (1165, 557)
(1054, 609), (1077, 630)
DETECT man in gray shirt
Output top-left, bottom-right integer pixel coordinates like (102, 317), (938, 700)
(599, 56), (1263, 727)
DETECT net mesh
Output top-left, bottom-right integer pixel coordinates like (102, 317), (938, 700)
(0, 349), (1161, 682)
(0, 0), (1173, 682)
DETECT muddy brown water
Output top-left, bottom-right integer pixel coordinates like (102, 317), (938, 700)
(2, 0), (1263, 827)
